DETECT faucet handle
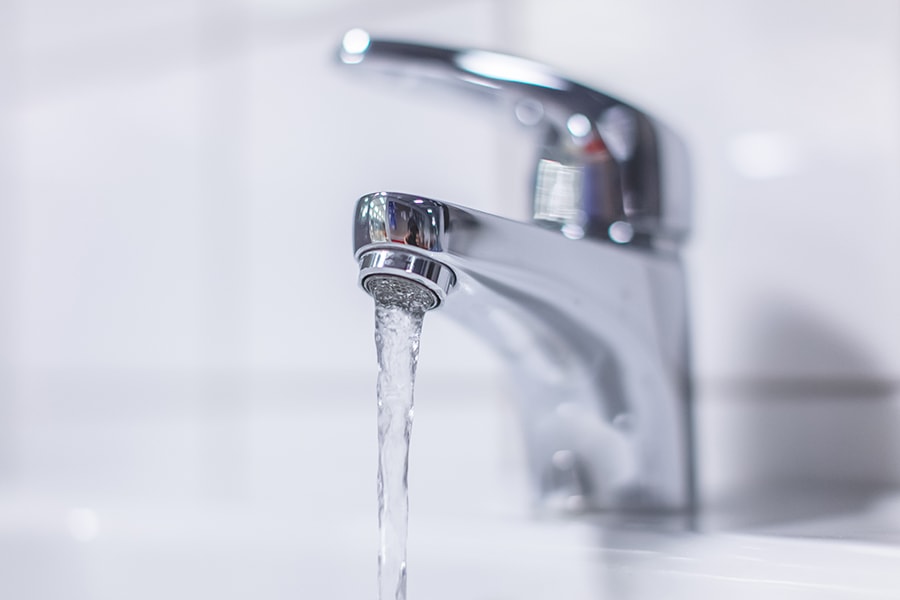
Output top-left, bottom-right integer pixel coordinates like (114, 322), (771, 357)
(339, 29), (688, 245)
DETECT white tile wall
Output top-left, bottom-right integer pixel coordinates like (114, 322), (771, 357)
(2, 0), (900, 509)
(241, 6), (505, 374)
(0, 0), (511, 505)
(3, 0), (505, 374)
(13, 67), (209, 370)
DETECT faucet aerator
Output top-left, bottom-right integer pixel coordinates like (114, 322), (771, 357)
(358, 248), (456, 311)
(362, 275), (439, 313)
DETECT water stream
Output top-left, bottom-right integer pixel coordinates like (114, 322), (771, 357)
(369, 276), (435, 600)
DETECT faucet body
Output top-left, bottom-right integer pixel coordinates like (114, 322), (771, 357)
(345, 32), (693, 512)
(355, 192), (692, 511)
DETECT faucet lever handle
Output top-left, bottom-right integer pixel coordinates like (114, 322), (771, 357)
(339, 29), (688, 244)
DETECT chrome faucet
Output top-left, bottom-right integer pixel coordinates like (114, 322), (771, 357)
(343, 31), (693, 512)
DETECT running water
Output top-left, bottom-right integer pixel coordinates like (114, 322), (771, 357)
(368, 276), (435, 600)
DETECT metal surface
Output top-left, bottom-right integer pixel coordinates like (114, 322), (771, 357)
(359, 250), (454, 310)
(355, 192), (456, 308)
(346, 34), (692, 512)
(339, 29), (690, 244)
(354, 192), (691, 512)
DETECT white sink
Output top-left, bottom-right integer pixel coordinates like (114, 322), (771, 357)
(2, 498), (900, 599)
(2, 374), (899, 599)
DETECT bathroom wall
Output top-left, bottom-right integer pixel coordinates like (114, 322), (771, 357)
(0, 0), (512, 516)
(1, 0), (899, 511)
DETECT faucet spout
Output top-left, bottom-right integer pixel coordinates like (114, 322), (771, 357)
(355, 191), (692, 512)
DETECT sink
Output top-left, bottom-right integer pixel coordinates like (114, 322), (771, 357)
(1, 375), (899, 599)
(2, 495), (900, 599)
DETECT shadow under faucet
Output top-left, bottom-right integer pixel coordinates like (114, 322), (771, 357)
(343, 31), (693, 513)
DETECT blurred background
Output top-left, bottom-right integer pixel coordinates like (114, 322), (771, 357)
(1, 0), (900, 595)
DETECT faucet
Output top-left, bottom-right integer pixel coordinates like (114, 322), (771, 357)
(342, 31), (693, 512)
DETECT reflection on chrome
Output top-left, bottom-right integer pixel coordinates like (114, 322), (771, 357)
(344, 35), (693, 513)
(608, 221), (635, 245)
(566, 113), (592, 138)
(340, 28), (371, 64)
(455, 50), (569, 91)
